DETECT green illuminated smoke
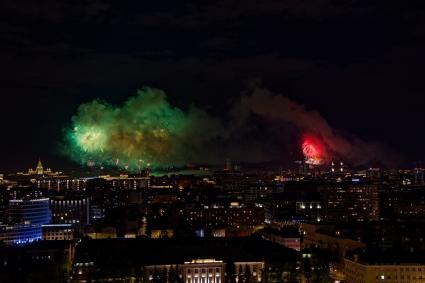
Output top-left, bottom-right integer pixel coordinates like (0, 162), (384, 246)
(63, 88), (223, 170)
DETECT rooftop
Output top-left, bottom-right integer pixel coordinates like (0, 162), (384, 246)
(73, 234), (299, 267)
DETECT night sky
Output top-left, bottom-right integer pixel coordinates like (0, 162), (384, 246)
(1, 0), (425, 172)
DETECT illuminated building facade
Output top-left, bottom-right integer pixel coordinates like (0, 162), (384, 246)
(37, 178), (87, 191)
(0, 224), (44, 245)
(344, 255), (425, 283)
(93, 175), (149, 190)
(17, 159), (62, 177)
(36, 159), (44, 175)
(184, 203), (264, 233)
(181, 259), (225, 283)
(0, 198), (51, 245)
(319, 183), (379, 222)
(9, 198), (51, 224)
(50, 196), (90, 234)
(143, 259), (264, 283)
(42, 224), (74, 240)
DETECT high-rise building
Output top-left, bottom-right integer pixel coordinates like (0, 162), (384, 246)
(413, 168), (425, 185)
(319, 182), (379, 222)
(8, 198), (51, 225)
(50, 195), (90, 234)
(264, 191), (322, 224)
(184, 202), (264, 234)
(225, 158), (232, 170)
(0, 198), (51, 245)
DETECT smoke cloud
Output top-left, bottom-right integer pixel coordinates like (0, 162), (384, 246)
(63, 88), (225, 169)
(62, 87), (401, 170)
(238, 88), (401, 166)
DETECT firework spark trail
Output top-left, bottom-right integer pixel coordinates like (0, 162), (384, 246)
(302, 140), (322, 165)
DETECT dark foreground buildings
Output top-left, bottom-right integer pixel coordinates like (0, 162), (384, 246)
(71, 235), (301, 283)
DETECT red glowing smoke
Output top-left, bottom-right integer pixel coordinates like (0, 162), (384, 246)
(238, 88), (403, 166)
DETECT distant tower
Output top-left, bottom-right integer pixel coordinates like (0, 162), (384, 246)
(36, 159), (44, 175)
(225, 158), (232, 170)
(414, 168), (425, 185)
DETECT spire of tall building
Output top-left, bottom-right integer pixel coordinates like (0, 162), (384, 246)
(36, 158), (44, 175)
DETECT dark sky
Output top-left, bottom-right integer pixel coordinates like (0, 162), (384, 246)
(1, 0), (425, 171)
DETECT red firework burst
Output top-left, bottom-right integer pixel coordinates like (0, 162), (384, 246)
(302, 139), (322, 165)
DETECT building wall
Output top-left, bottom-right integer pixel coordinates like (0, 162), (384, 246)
(143, 260), (264, 283)
(184, 206), (264, 231)
(264, 234), (301, 251)
(344, 259), (425, 283)
(72, 259), (265, 283)
(0, 224), (43, 245)
(42, 224), (74, 240)
(9, 198), (51, 225)
(50, 197), (90, 233)
(319, 184), (379, 222)
(302, 223), (365, 260)
(181, 259), (225, 283)
(0, 198), (51, 245)
(234, 261), (264, 282)
(150, 229), (174, 238)
(264, 193), (322, 224)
